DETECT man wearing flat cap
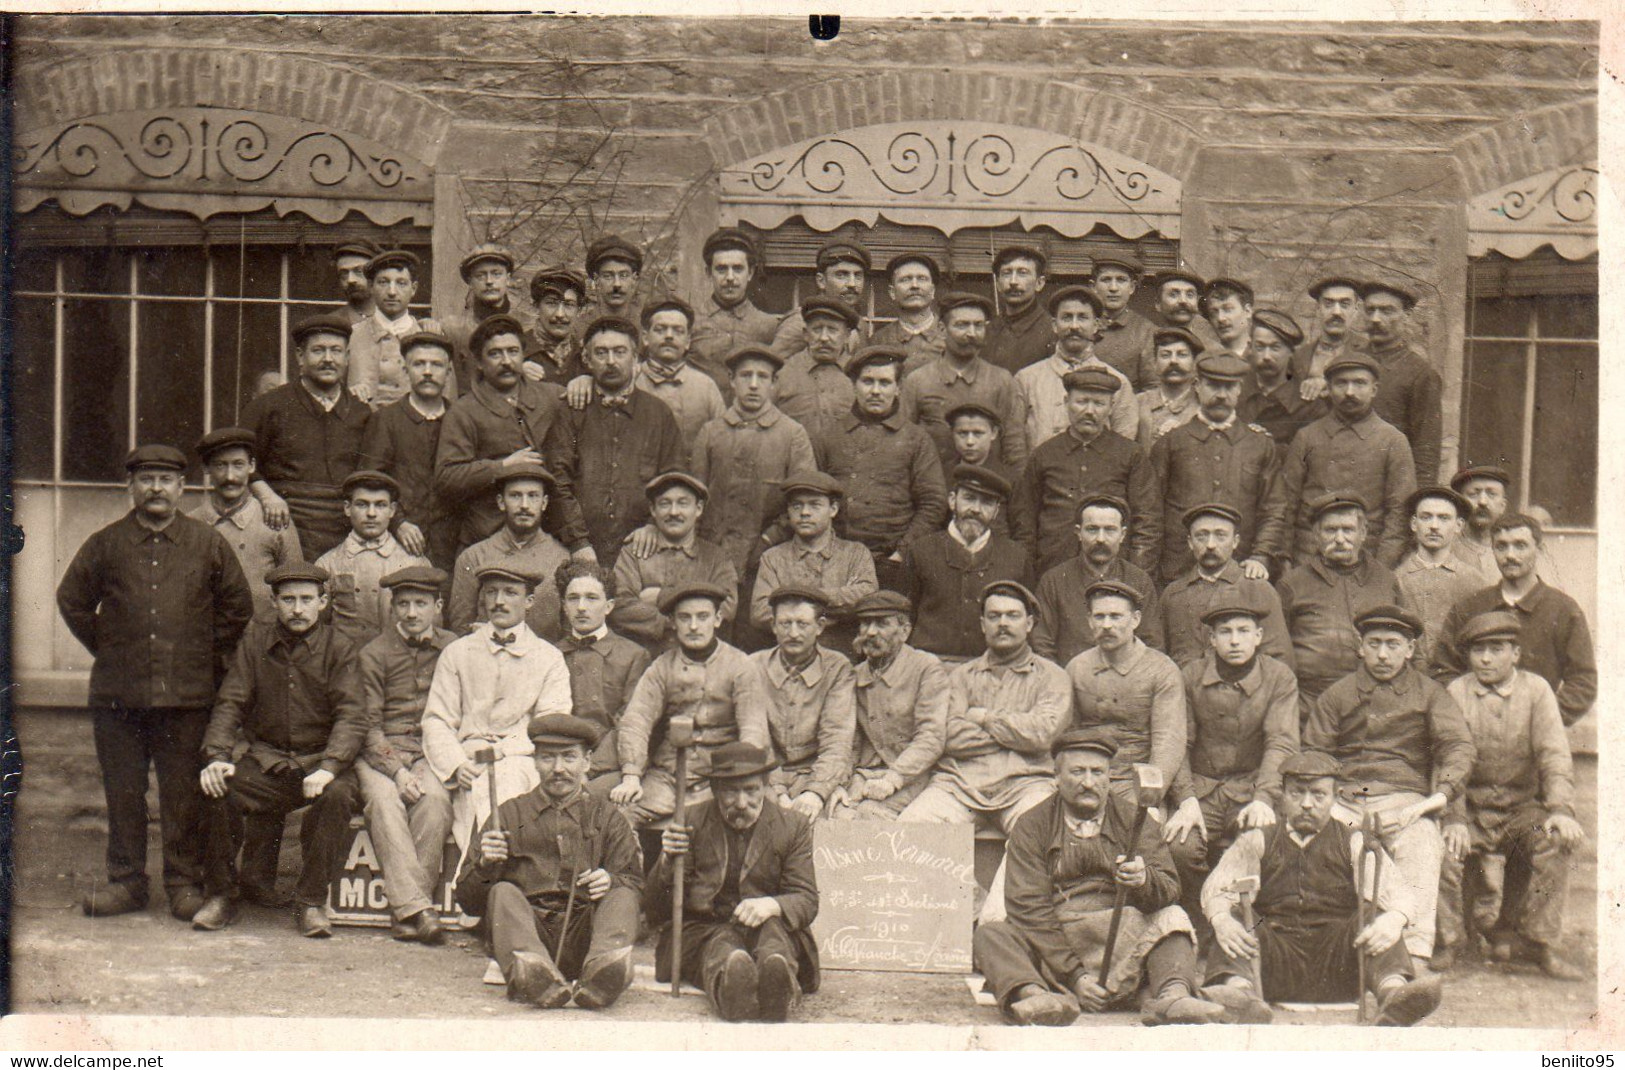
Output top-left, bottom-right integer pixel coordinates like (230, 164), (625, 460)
(457, 713), (643, 1010)
(349, 249), (448, 408)
(690, 228), (780, 389)
(750, 471), (877, 652)
(331, 239), (382, 325)
(1015, 285), (1137, 449)
(1448, 463), (1562, 587)
(523, 267), (587, 388)
(1149, 269), (1222, 356)
(449, 464), (570, 640)
(1394, 486), (1481, 667)
(983, 244), (1054, 374)
(57, 445), (254, 921)
(900, 581), (1071, 833)
(1293, 276), (1368, 403)
(902, 464), (1033, 661)
(316, 470), (433, 647)
(443, 243), (518, 393)
(356, 565), (456, 944)
(944, 404), (1019, 535)
(1136, 326), (1203, 451)
(574, 235), (645, 343)
(830, 591), (949, 819)
(1158, 502), (1292, 670)
(1239, 308), (1326, 453)
(1032, 494), (1164, 666)
(193, 562), (366, 937)
(192, 427), (304, 622)
(609, 471), (739, 648)
(901, 291), (1030, 474)
(635, 298), (727, 448)
(1303, 604), (1476, 962)
(974, 727), (1229, 1027)
(870, 252), (948, 377)
(646, 742), (821, 1022)
(1202, 750), (1442, 1025)
(771, 238), (871, 364)
(1089, 255), (1159, 390)
(776, 296), (861, 441)
(1361, 281), (1442, 484)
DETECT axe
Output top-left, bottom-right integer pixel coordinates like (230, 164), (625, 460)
(667, 715), (696, 998)
(1098, 764), (1165, 987)
(1356, 807), (1381, 1024)
(1229, 874), (1263, 993)
(472, 745), (502, 835)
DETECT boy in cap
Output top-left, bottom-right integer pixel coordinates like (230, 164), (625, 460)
(609, 471), (739, 648)
(1158, 502), (1292, 670)
(1239, 308), (1324, 451)
(359, 329), (458, 569)
(1136, 327), (1203, 450)
(770, 238), (870, 363)
(1361, 281), (1442, 484)
(776, 296), (860, 440)
(57, 444), (254, 921)
(316, 470), (433, 646)
(523, 267), (587, 387)
(552, 561), (652, 789)
(983, 244), (1054, 374)
(902, 291), (1031, 473)
(457, 714), (643, 1010)
(193, 562), (366, 937)
(349, 249), (447, 408)
(356, 565), (456, 944)
(193, 427), (304, 622)
(449, 464), (570, 640)
(575, 235), (644, 341)
(869, 252), (947, 376)
(749, 471), (878, 651)
(1031, 494), (1164, 665)
(1014, 284), (1137, 448)
(690, 228), (780, 388)
(443, 243), (518, 390)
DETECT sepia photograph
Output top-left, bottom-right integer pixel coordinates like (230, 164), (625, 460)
(0, 7), (1609, 1049)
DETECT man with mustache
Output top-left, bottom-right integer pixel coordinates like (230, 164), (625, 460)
(1360, 281), (1443, 484)
(1394, 486), (1482, 667)
(57, 444), (253, 923)
(522, 267), (587, 388)
(1088, 255), (1159, 391)
(829, 590), (949, 819)
(869, 252), (947, 377)
(973, 727), (1228, 1026)
(689, 228), (780, 392)
(983, 244), (1055, 375)
(553, 561), (651, 791)
(331, 239), (381, 326)
(444, 243), (518, 397)
(449, 465), (570, 640)
(1448, 464), (1563, 586)
(1011, 367), (1159, 577)
(749, 472), (877, 654)
(315, 470), (433, 647)
(609, 472), (739, 648)
(899, 581), (1071, 834)
(1201, 751), (1442, 1025)
(457, 713), (643, 1011)
(775, 297), (861, 441)
(1148, 269), (1221, 356)
(1280, 353), (1417, 568)
(635, 298), (726, 450)
(573, 235), (645, 344)
(945, 403), (1017, 535)
(771, 239), (871, 364)
(192, 427), (303, 623)
(1032, 495), (1164, 667)
(1158, 504), (1293, 671)
(1237, 309), (1325, 453)
(1135, 328), (1202, 451)
(1291, 276), (1368, 403)
(349, 250), (449, 408)
(646, 742), (821, 1023)
(901, 291), (1030, 474)
(1202, 278), (1254, 360)
(358, 330), (458, 569)
(1014, 285), (1137, 450)
(901, 465), (1033, 662)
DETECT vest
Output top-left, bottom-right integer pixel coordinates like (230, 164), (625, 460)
(1253, 821), (1359, 924)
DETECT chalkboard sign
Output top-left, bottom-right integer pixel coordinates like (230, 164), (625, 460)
(810, 820), (977, 974)
(327, 822), (462, 927)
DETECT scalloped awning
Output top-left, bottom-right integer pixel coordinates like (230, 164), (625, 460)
(1467, 164), (1596, 260)
(12, 106), (433, 227)
(720, 121), (1181, 239)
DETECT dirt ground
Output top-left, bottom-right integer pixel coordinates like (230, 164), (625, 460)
(6, 708), (1601, 1034)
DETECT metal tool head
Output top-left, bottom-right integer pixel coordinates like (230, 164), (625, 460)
(1230, 875), (1261, 898)
(1131, 764), (1165, 806)
(667, 715), (696, 749)
(472, 745), (497, 765)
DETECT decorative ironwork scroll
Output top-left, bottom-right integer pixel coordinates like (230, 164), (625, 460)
(1467, 165), (1597, 260)
(721, 121), (1181, 239)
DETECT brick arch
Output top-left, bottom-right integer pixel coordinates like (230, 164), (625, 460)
(1452, 99), (1595, 197)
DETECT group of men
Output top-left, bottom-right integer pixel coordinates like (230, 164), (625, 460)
(56, 227), (1594, 1026)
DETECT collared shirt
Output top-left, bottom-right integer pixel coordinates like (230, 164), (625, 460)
(901, 529), (1033, 659)
(1304, 664), (1476, 802)
(635, 358), (727, 448)
(1367, 337), (1443, 485)
(570, 385), (685, 565)
(1092, 306), (1159, 391)
(359, 394), (448, 534)
(558, 628), (652, 776)
(1148, 414), (1289, 581)
(57, 512), (253, 709)
(1135, 386), (1197, 451)
(870, 316), (946, 379)
(982, 300), (1055, 375)
(1237, 372), (1326, 452)
(448, 526), (571, 640)
(750, 646), (857, 801)
(1434, 580), (1596, 725)
(1031, 555), (1165, 666)
(1281, 410), (1418, 568)
(358, 623), (456, 777)
(932, 647), (1072, 809)
(1067, 639), (1186, 789)
(611, 533), (740, 634)
(1447, 669), (1574, 817)
(1276, 554), (1405, 689)
(1396, 547), (1484, 664)
(751, 534), (877, 631)
(900, 356), (1030, 473)
(775, 351), (855, 442)
(202, 620), (367, 775)
(242, 379), (371, 499)
(617, 640), (770, 781)
(316, 531), (432, 647)
(1170, 652), (1299, 807)
(812, 406), (947, 554)
(853, 645), (949, 783)
(1160, 561), (1293, 671)
(691, 403), (817, 573)
(190, 495), (302, 622)
(689, 293), (781, 389)
(1010, 427), (1159, 575)
(1015, 350), (1138, 448)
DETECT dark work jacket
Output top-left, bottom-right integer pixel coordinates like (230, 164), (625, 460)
(983, 300), (1055, 375)
(359, 396), (447, 532)
(901, 529), (1033, 659)
(242, 380), (371, 503)
(456, 787), (643, 917)
(568, 387), (685, 566)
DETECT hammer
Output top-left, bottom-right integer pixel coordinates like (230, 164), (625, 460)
(1230, 874), (1262, 993)
(667, 716), (696, 998)
(472, 745), (501, 834)
(1098, 764), (1165, 987)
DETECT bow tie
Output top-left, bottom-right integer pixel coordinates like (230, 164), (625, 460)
(406, 634), (438, 650)
(572, 633), (598, 646)
(490, 631), (517, 647)
(601, 393), (631, 410)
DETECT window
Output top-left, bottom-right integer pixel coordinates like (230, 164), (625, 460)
(1462, 250), (1598, 528)
(11, 206), (431, 484)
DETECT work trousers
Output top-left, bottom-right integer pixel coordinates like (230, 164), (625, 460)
(657, 914), (801, 1007)
(357, 759), (454, 921)
(487, 881), (638, 992)
(974, 921), (1200, 1019)
(1332, 791), (1442, 959)
(899, 779), (1054, 834)
(1170, 790), (1250, 937)
(91, 705), (210, 897)
(1207, 913), (1415, 1003)
(1437, 802), (1570, 950)
(201, 756), (360, 907)
(596, 767), (713, 827)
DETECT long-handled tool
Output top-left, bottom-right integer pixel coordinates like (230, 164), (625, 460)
(556, 833), (579, 962)
(1099, 764), (1165, 987)
(1357, 808), (1381, 1024)
(667, 716), (696, 998)
(1231, 874), (1263, 994)
(472, 745), (502, 835)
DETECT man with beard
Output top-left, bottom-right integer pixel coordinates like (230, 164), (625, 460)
(456, 714), (643, 1010)
(1238, 309), (1324, 452)
(1277, 495), (1407, 721)
(331, 239), (381, 325)
(1159, 504), (1293, 671)
(771, 239), (870, 364)
(449, 466), (571, 640)
(57, 445), (253, 922)
(444, 244), (518, 395)
(646, 742), (821, 1022)
(243, 313), (373, 561)
(1280, 354), (1417, 568)
(1292, 277), (1367, 403)
(901, 465), (1033, 662)
(358, 330), (458, 569)
(636, 298), (726, 449)
(749, 472), (877, 653)
(1089, 255), (1159, 390)
(349, 250), (448, 408)
(1434, 514), (1595, 726)
(1015, 285), (1137, 449)
(812, 346), (948, 590)
(315, 471), (433, 647)
(1360, 281), (1443, 484)
(751, 587), (858, 821)
(193, 428), (303, 622)
(1395, 486), (1482, 666)
(689, 228), (779, 391)
(554, 561), (651, 788)
(1032, 496), (1164, 666)
(574, 236), (644, 343)
(1136, 328), (1202, 450)
(973, 727), (1227, 1027)
(1449, 464), (1562, 586)
(830, 590), (949, 819)
(1202, 278), (1254, 360)
(1149, 352), (1289, 584)
(522, 268), (587, 388)
(1011, 368), (1158, 576)
(901, 292), (1030, 473)
(1201, 751), (1443, 1025)
(983, 244), (1055, 374)
(610, 472), (739, 646)
(1148, 270), (1221, 355)
(869, 252), (947, 377)
(899, 581), (1071, 832)
(775, 297), (861, 441)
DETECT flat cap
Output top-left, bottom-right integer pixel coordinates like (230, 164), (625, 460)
(1195, 353), (1250, 382)
(400, 329), (455, 356)
(459, 243), (515, 281)
(815, 239), (871, 272)
(1181, 502), (1243, 530)
(530, 266), (588, 303)
(799, 296), (860, 330)
(1200, 597), (1266, 628)
(1458, 610), (1521, 646)
(1051, 725), (1118, 760)
(492, 463), (556, 492)
(853, 590), (914, 619)
(1324, 353), (1381, 380)
(528, 713), (604, 748)
(992, 244), (1047, 274)
(125, 444), (188, 472)
(581, 315), (641, 344)
(640, 298), (695, 327)
(341, 469), (400, 499)
(1046, 284), (1104, 317)
(1062, 367), (1121, 395)
(1307, 276), (1365, 300)
(586, 235), (643, 274)
(332, 239), (382, 262)
(475, 565), (540, 590)
(781, 471), (845, 500)
(1251, 308), (1304, 348)
(847, 345), (908, 380)
(767, 584), (830, 612)
(724, 345), (785, 373)
(1307, 491), (1368, 522)
(1407, 485), (1469, 517)
(1450, 464), (1512, 491)
(702, 227), (758, 265)
(365, 249), (421, 278)
(265, 562), (330, 589)
(381, 565), (449, 595)
(1153, 326), (1205, 355)
(1354, 603), (1423, 639)
(1280, 750), (1342, 780)
(946, 402), (1003, 429)
(468, 313), (527, 354)
(195, 427), (257, 462)
(981, 579), (1039, 614)
(1153, 269), (1204, 292)
(1075, 492), (1130, 520)
(1085, 579), (1143, 610)
(645, 470), (709, 501)
(290, 312), (355, 346)
(1359, 280), (1419, 309)
(939, 291), (995, 319)
(951, 463), (1012, 501)
(1089, 254), (1143, 278)
(657, 581), (731, 615)
(1203, 277), (1254, 305)
(886, 251), (941, 282)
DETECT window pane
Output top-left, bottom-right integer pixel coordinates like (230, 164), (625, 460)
(136, 247), (207, 297)
(1468, 296), (1530, 339)
(211, 246), (282, 299)
(137, 301), (207, 470)
(1534, 295), (1597, 341)
(61, 249), (131, 296)
(61, 297), (130, 482)
(406, 245), (433, 306)
(15, 247), (55, 293)
(1460, 340), (1526, 477)
(211, 302), (284, 427)
(289, 247), (341, 303)
(11, 296), (56, 480)
(1529, 342), (1598, 526)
